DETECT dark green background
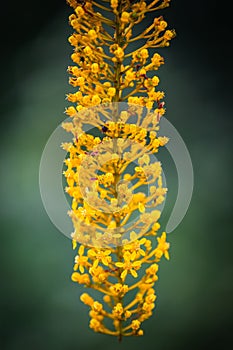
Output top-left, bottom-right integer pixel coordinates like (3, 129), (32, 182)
(0, 1), (232, 349)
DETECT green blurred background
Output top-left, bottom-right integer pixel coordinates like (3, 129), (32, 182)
(0, 1), (232, 349)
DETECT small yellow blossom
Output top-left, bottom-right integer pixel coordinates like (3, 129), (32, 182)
(115, 252), (142, 279)
(80, 293), (94, 306)
(91, 63), (99, 73)
(138, 202), (145, 213)
(88, 29), (97, 40)
(110, 0), (118, 10)
(140, 49), (149, 59)
(71, 272), (90, 285)
(131, 320), (141, 330)
(121, 12), (130, 24)
(114, 47), (124, 60)
(107, 87), (116, 97)
(92, 301), (103, 312)
(164, 30), (175, 40)
(74, 245), (88, 273)
(91, 94), (101, 105)
(88, 248), (112, 268)
(113, 303), (124, 318)
(90, 318), (102, 331)
(75, 6), (85, 17)
(156, 232), (170, 260)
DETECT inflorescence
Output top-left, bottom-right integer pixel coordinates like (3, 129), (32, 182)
(62, 0), (175, 340)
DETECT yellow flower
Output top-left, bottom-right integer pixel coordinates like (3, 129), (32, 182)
(110, 0), (118, 10)
(152, 76), (160, 86)
(88, 248), (112, 268)
(121, 12), (130, 24)
(110, 283), (129, 296)
(83, 46), (92, 55)
(88, 29), (97, 40)
(74, 245), (88, 273)
(114, 47), (124, 60)
(164, 29), (175, 40)
(89, 266), (107, 283)
(158, 20), (168, 31)
(65, 106), (77, 117)
(91, 94), (101, 105)
(92, 301), (103, 312)
(115, 252), (142, 279)
(90, 318), (102, 331)
(113, 303), (124, 318)
(156, 232), (170, 260)
(75, 6), (85, 17)
(138, 202), (145, 213)
(131, 320), (141, 330)
(71, 272), (90, 285)
(91, 63), (99, 73)
(107, 87), (116, 97)
(80, 293), (94, 306)
(124, 238), (147, 257)
(151, 53), (164, 67)
(140, 49), (149, 59)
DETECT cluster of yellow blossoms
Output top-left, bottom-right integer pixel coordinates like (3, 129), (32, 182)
(62, 0), (175, 339)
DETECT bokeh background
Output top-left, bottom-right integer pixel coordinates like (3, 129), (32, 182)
(0, 1), (232, 349)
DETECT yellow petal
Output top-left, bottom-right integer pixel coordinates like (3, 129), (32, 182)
(104, 249), (111, 256)
(130, 269), (138, 278)
(71, 272), (80, 282)
(140, 249), (146, 256)
(93, 259), (99, 268)
(102, 258), (110, 266)
(88, 250), (96, 257)
(78, 245), (84, 256)
(139, 238), (146, 245)
(72, 240), (77, 250)
(121, 269), (127, 280)
(132, 261), (141, 268)
(80, 265), (85, 274)
(131, 251), (136, 261)
(115, 262), (124, 268)
(138, 202), (145, 213)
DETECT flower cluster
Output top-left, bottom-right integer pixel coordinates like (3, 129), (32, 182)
(63, 0), (175, 339)
(71, 230), (170, 337)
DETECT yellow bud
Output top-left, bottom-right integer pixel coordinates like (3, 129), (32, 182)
(125, 310), (132, 318)
(131, 320), (141, 330)
(138, 202), (145, 213)
(152, 76), (160, 86)
(158, 20), (168, 30)
(114, 47), (124, 60)
(91, 94), (101, 105)
(92, 301), (103, 312)
(110, 0), (118, 9)
(107, 87), (116, 97)
(84, 46), (92, 55)
(88, 29), (97, 40)
(140, 49), (149, 59)
(91, 63), (99, 73)
(121, 11), (130, 24)
(103, 295), (111, 303)
(80, 293), (94, 306)
(164, 30), (174, 40)
(75, 6), (85, 17)
(65, 106), (77, 117)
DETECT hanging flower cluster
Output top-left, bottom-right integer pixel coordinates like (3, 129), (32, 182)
(62, 0), (175, 339)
